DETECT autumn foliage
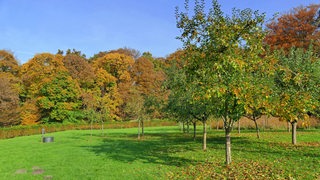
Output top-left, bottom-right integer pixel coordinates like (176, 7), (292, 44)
(265, 4), (320, 52)
(0, 3), (320, 129)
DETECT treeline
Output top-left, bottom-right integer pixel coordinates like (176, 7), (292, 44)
(0, 48), (181, 126)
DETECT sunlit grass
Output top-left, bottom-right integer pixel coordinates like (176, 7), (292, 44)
(0, 126), (319, 179)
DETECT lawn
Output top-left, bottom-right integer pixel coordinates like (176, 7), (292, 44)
(0, 126), (319, 179)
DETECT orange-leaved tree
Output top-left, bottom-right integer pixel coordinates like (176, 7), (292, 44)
(0, 73), (21, 126)
(265, 4), (320, 52)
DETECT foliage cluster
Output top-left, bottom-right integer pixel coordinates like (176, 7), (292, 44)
(0, 48), (167, 126)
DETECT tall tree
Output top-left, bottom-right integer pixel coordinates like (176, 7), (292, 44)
(0, 50), (19, 75)
(36, 72), (83, 123)
(0, 73), (20, 126)
(20, 53), (83, 124)
(93, 53), (135, 118)
(265, 4), (320, 52)
(62, 53), (95, 89)
(274, 48), (320, 145)
(93, 53), (134, 98)
(176, 0), (266, 164)
(131, 56), (165, 96)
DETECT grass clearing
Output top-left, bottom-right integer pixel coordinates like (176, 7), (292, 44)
(0, 126), (319, 179)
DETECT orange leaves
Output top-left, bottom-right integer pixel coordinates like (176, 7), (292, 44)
(0, 50), (19, 75)
(20, 100), (41, 125)
(95, 68), (116, 87)
(265, 4), (320, 52)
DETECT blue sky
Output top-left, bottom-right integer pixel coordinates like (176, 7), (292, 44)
(0, 0), (319, 64)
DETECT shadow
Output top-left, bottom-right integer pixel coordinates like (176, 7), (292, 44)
(80, 132), (200, 167)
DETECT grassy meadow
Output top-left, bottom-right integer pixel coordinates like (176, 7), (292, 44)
(0, 126), (319, 179)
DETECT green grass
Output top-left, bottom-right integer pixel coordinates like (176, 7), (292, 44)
(0, 126), (319, 179)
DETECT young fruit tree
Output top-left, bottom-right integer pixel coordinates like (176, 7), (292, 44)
(176, 0), (266, 164)
(166, 59), (212, 149)
(274, 48), (320, 145)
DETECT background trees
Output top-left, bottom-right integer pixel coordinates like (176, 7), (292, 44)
(0, 50), (21, 126)
(0, 73), (20, 126)
(265, 4), (320, 52)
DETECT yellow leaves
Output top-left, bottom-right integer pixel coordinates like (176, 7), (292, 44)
(20, 100), (41, 125)
(95, 68), (116, 87)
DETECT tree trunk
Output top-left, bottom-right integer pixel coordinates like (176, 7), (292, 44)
(203, 121), (207, 151)
(216, 121), (219, 130)
(187, 122), (190, 133)
(225, 128), (232, 165)
(193, 121), (196, 141)
(138, 119), (141, 140)
(183, 122), (185, 133)
(287, 121), (291, 132)
(141, 119), (144, 137)
(291, 121), (297, 145)
(237, 119), (240, 134)
(101, 122), (105, 136)
(253, 119), (260, 139)
(90, 120), (93, 137)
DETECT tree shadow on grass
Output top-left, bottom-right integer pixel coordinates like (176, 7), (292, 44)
(79, 130), (257, 167)
(80, 132), (206, 167)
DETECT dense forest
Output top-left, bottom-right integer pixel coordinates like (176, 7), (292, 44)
(1, 1), (320, 135)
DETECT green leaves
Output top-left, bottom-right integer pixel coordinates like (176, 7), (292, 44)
(274, 48), (320, 122)
(37, 72), (82, 123)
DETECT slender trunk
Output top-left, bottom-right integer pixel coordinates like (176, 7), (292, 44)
(254, 119), (260, 139)
(187, 122), (190, 133)
(225, 128), (232, 165)
(138, 119), (141, 140)
(287, 121), (291, 132)
(141, 119), (144, 137)
(101, 122), (104, 136)
(237, 119), (240, 134)
(216, 121), (219, 130)
(193, 122), (196, 141)
(203, 120), (207, 151)
(100, 111), (103, 136)
(183, 122), (185, 133)
(264, 116), (267, 129)
(90, 120), (93, 137)
(291, 121), (297, 145)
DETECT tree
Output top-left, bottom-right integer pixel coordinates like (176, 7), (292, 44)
(20, 53), (82, 124)
(241, 53), (277, 139)
(0, 50), (19, 75)
(176, 0), (266, 164)
(62, 53), (95, 89)
(0, 73), (20, 126)
(93, 68), (122, 120)
(108, 47), (141, 60)
(165, 58), (211, 150)
(124, 88), (146, 139)
(36, 72), (83, 123)
(274, 48), (320, 145)
(93, 52), (135, 102)
(265, 4), (320, 52)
